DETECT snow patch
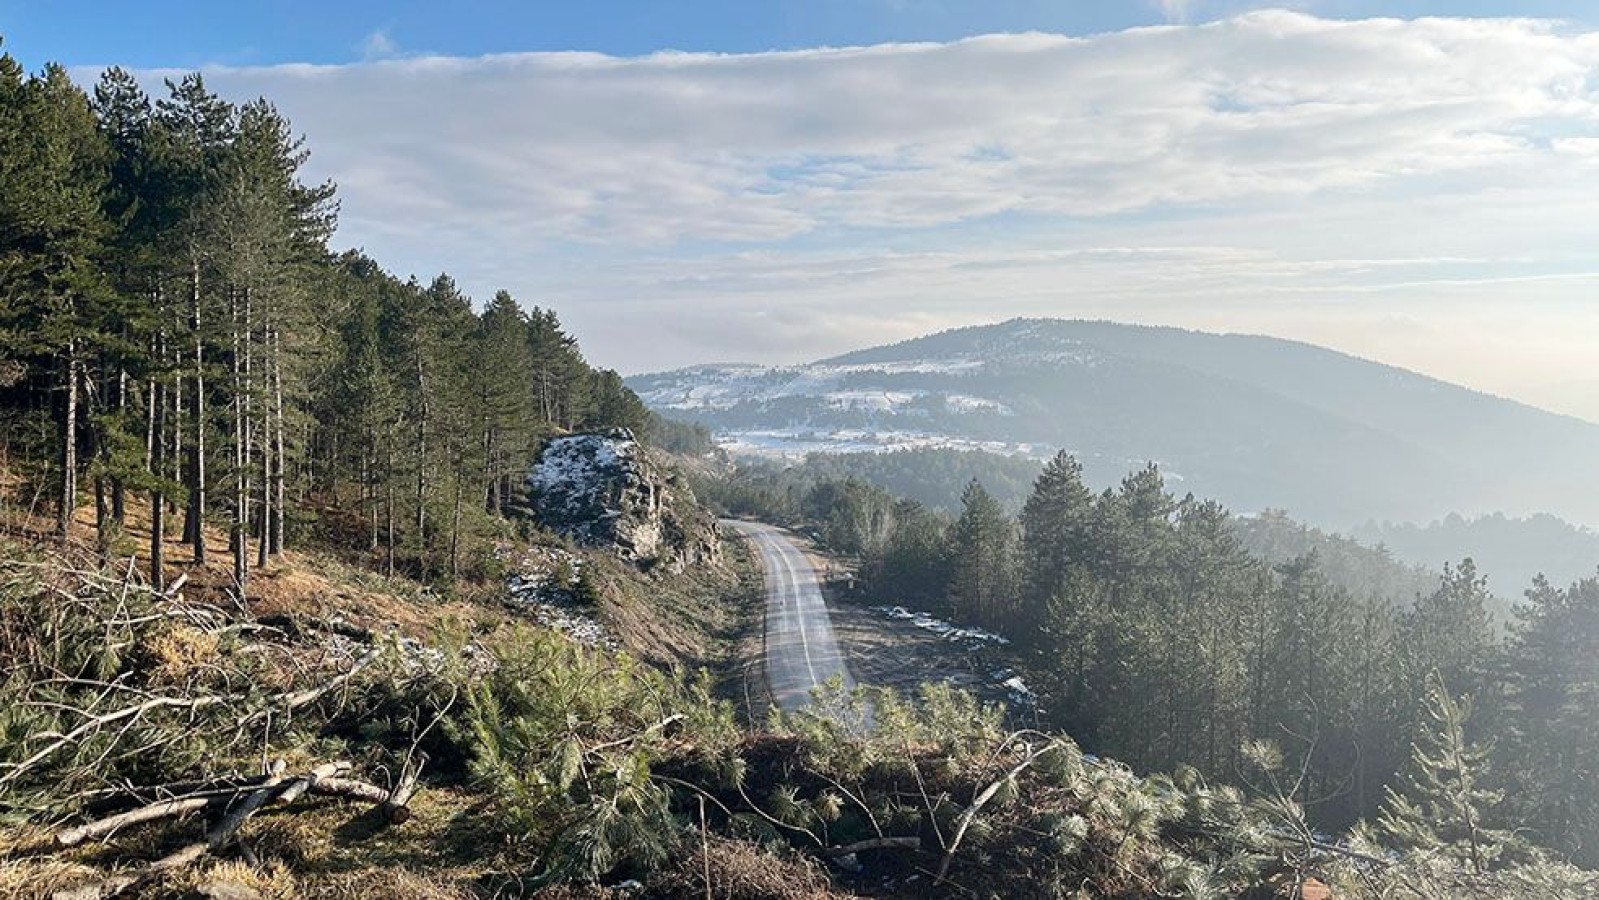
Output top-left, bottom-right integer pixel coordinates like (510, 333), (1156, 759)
(502, 544), (618, 650)
(717, 428), (1051, 460)
(943, 394), (1012, 415)
(824, 390), (921, 412)
(875, 605), (1010, 646)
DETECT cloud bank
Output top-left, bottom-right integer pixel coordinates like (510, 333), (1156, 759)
(135, 11), (1599, 419)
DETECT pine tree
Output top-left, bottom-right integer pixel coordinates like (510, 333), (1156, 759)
(1018, 450), (1095, 632)
(1401, 559), (1495, 702)
(1376, 671), (1516, 874)
(153, 74), (234, 565)
(584, 368), (651, 435)
(474, 291), (535, 515)
(945, 478), (1016, 628)
(860, 498), (948, 606)
(1500, 573), (1599, 865)
(527, 307), (590, 430)
(0, 60), (113, 540)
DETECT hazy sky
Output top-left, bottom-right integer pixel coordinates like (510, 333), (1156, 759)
(4, 2), (1599, 421)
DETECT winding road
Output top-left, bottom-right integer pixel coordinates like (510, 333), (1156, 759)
(723, 520), (855, 711)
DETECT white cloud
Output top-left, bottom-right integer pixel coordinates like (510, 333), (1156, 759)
(175, 13), (1599, 247)
(116, 12), (1599, 417)
(1158, 0), (1195, 24)
(357, 29), (398, 61)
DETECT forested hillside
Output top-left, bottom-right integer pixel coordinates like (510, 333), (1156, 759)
(733, 445), (1584, 606)
(1353, 513), (1599, 598)
(632, 319), (1599, 529)
(700, 450), (1599, 872)
(0, 55), (655, 591)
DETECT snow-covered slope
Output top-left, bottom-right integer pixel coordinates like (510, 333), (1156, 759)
(627, 319), (1599, 529)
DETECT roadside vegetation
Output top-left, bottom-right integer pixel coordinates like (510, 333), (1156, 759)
(695, 451), (1599, 894)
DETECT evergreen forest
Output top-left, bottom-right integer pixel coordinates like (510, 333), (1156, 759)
(705, 452), (1599, 870)
(0, 52), (654, 591)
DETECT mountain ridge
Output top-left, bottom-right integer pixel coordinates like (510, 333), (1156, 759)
(630, 318), (1599, 529)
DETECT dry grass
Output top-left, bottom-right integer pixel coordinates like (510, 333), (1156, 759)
(173, 860), (301, 898)
(0, 856), (103, 900)
(649, 836), (843, 900)
(600, 549), (757, 672)
(295, 869), (477, 899)
(144, 623), (223, 682)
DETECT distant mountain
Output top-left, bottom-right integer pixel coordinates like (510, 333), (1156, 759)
(629, 319), (1599, 529)
(1353, 513), (1599, 598)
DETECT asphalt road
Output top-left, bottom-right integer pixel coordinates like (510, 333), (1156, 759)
(724, 520), (854, 711)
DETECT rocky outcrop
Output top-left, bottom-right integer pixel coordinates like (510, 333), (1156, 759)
(528, 428), (720, 572)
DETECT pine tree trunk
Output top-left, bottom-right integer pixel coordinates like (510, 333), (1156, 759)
(450, 458), (463, 582)
(414, 351), (427, 577)
(244, 286), (254, 543)
(148, 333), (166, 592)
(112, 367), (127, 525)
(257, 433), (271, 570)
(364, 442), (378, 552)
(170, 374), (182, 523)
(94, 475), (107, 551)
(385, 436), (396, 578)
(145, 373), (157, 473)
(255, 296), (270, 570)
(92, 359), (107, 551)
(185, 260), (206, 563)
(58, 338), (79, 540)
(271, 325), (285, 556)
(231, 288), (249, 592)
(484, 425), (495, 513)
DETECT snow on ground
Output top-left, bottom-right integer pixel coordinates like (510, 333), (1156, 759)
(502, 544), (618, 650)
(820, 358), (985, 376)
(942, 394), (1012, 415)
(531, 431), (637, 495)
(877, 605), (1009, 646)
(872, 605), (1039, 709)
(824, 390), (921, 412)
(634, 358), (985, 410)
(716, 428), (1052, 460)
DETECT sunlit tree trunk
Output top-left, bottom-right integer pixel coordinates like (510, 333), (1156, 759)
(57, 337), (79, 540)
(184, 259), (206, 562)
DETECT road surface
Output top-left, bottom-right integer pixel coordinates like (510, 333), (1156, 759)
(724, 520), (855, 711)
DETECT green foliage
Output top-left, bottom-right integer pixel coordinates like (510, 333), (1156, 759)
(1497, 572), (1599, 866)
(1376, 672), (1517, 874)
(945, 478), (1017, 625)
(451, 627), (736, 881)
(1234, 508), (1442, 610)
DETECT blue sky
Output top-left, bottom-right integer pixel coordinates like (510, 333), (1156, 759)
(3, 1), (1595, 68)
(4, 3), (1599, 420)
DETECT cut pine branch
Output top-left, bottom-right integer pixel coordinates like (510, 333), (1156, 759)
(51, 759), (419, 898)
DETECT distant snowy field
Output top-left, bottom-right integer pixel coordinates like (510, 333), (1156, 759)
(635, 358), (987, 412)
(633, 356), (1040, 459)
(717, 428), (1050, 460)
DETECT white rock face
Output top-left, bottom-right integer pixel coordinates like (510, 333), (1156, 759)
(528, 428), (719, 570)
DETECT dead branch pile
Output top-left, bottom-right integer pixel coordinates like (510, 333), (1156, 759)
(49, 755), (424, 899)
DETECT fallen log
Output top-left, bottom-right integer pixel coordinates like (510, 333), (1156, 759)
(824, 836), (922, 857)
(50, 758), (420, 900)
(56, 796), (211, 847)
(311, 754), (424, 825)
